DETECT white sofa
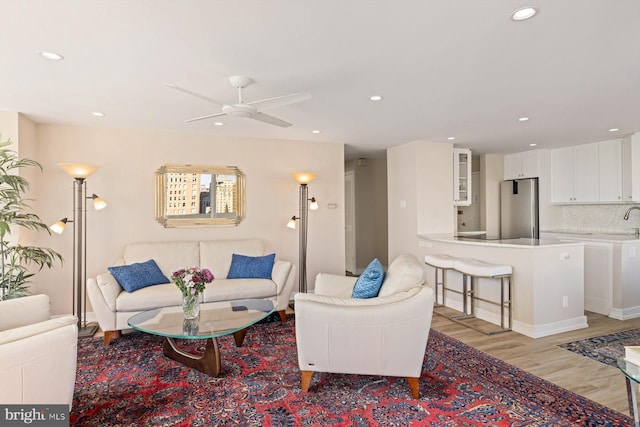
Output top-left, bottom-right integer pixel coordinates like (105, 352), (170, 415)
(0, 294), (78, 408)
(87, 239), (296, 345)
(295, 254), (434, 398)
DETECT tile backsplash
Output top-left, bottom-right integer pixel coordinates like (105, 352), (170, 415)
(560, 204), (640, 234)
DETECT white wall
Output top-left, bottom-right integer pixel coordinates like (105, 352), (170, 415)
(480, 154), (503, 236)
(388, 140), (454, 261)
(21, 123), (345, 315)
(345, 158), (388, 270)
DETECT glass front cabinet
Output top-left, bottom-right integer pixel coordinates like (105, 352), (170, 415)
(453, 148), (472, 206)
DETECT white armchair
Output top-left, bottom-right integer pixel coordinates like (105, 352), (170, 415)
(295, 254), (434, 398)
(0, 295), (78, 408)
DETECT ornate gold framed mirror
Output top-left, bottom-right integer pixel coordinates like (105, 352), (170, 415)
(155, 164), (245, 227)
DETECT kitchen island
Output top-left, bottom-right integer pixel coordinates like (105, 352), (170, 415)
(420, 234), (586, 338)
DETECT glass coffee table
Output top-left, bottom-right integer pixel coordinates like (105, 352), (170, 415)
(617, 358), (640, 427)
(128, 299), (274, 377)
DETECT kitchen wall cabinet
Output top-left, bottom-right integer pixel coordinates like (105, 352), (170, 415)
(623, 133), (640, 202)
(598, 139), (623, 202)
(550, 143), (599, 203)
(504, 150), (540, 180)
(453, 148), (471, 206)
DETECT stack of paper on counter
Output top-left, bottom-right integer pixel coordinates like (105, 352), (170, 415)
(625, 346), (640, 366)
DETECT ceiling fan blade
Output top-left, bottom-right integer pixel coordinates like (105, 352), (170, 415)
(164, 83), (227, 106)
(184, 112), (226, 123)
(251, 112), (292, 128)
(248, 92), (311, 111)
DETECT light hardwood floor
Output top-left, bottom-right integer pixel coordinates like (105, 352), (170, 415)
(430, 309), (640, 416)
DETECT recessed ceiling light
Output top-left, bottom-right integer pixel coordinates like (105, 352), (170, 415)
(213, 122), (224, 126)
(39, 51), (64, 61)
(518, 117), (529, 122)
(369, 95), (383, 101)
(511, 7), (538, 21)
(529, 143), (538, 147)
(447, 137), (456, 141)
(608, 128), (619, 132)
(311, 130), (321, 134)
(92, 112), (105, 117)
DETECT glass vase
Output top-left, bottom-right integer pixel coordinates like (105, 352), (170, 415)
(182, 293), (200, 320)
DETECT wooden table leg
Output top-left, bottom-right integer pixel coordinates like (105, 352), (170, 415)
(233, 328), (248, 347)
(163, 337), (221, 377)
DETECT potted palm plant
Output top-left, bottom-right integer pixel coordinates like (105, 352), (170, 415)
(0, 136), (62, 300)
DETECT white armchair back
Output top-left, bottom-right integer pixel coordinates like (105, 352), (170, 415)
(294, 254), (434, 398)
(0, 295), (78, 408)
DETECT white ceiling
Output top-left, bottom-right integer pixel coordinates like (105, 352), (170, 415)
(1, 0), (639, 160)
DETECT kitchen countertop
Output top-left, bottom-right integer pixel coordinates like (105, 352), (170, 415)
(421, 234), (584, 248)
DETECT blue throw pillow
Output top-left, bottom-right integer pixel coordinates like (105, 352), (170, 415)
(108, 259), (170, 293)
(227, 253), (275, 279)
(352, 258), (385, 299)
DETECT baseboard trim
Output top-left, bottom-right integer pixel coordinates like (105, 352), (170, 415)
(437, 301), (588, 338)
(512, 316), (589, 339)
(609, 306), (640, 320)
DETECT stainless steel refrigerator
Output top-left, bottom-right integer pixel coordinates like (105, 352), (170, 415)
(500, 178), (539, 239)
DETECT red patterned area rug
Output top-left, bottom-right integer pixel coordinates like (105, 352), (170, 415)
(72, 317), (630, 426)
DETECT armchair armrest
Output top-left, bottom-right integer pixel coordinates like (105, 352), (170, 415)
(313, 273), (358, 297)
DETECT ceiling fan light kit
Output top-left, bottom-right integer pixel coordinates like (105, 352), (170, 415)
(165, 75), (310, 128)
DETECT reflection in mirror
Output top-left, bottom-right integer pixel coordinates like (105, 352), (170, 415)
(155, 164), (245, 227)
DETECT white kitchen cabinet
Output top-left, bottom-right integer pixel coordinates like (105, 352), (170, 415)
(598, 139), (623, 202)
(623, 133), (640, 202)
(453, 148), (471, 206)
(504, 150), (540, 180)
(550, 143), (599, 203)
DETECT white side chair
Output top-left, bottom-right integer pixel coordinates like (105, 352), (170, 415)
(0, 295), (78, 408)
(294, 254), (434, 398)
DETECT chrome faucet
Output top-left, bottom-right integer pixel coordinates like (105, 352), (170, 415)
(624, 206), (640, 220)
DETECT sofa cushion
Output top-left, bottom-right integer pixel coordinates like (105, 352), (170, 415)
(378, 254), (425, 297)
(199, 240), (264, 279)
(202, 279), (276, 303)
(123, 241), (200, 278)
(351, 258), (385, 298)
(108, 259), (170, 293)
(227, 253), (275, 279)
(115, 282), (183, 311)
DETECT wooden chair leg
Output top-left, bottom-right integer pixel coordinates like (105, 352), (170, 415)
(103, 330), (121, 346)
(277, 310), (287, 323)
(406, 377), (420, 399)
(301, 370), (314, 392)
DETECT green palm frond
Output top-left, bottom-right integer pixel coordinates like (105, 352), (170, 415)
(0, 134), (62, 300)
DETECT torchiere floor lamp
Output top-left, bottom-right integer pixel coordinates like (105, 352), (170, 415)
(51, 163), (107, 338)
(287, 172), (318, 293)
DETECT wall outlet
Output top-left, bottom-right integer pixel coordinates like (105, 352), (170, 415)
(400, 200), (406, 208)
(562, 296), (569, 308)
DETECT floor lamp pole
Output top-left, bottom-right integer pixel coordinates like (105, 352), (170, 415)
(73, 178), (98, 338)
(298, 183), (309, 294)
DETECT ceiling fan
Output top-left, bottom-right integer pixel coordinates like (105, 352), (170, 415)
(164, 75), (310, 128)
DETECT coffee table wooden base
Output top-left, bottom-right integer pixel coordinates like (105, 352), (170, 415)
(162, 328), (248, 377)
